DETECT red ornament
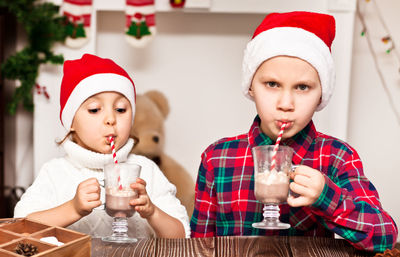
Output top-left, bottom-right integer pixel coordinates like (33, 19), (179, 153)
(170, 0), (185, 8)
(35, 84), (41, 94)
(381, 36), (391, 44)
(43, 87), (50, 99)
(35, 84), (50, 99)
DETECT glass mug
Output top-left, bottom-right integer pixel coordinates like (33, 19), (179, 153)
(252, 145), (294, 230)
(102, 162), (141, 243)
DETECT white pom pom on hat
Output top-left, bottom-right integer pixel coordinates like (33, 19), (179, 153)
(242, 11), (336, 111)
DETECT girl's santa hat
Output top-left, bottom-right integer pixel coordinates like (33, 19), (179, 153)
(60, 54), (136, 130)
(242, 11), (336, 111)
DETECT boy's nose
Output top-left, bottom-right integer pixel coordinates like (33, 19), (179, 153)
(277, 91), (294, 112)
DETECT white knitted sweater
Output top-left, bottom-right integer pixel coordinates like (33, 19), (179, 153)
(14, 139), (190, 238)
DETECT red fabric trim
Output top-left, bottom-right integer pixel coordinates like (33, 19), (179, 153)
(64, 0), (92, 5)
(126, 0), (154, 6)
(82, 14), (91, 26)
(145, 14), (155, 25)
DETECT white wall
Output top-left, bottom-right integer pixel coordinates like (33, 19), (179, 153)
(348, 0), (400, 236)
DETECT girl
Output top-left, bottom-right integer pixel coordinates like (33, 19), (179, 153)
(14, 54), (190, 238)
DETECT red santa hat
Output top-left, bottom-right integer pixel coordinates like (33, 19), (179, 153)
(60, 54), (136, 130)
(242, 11), (336, 111)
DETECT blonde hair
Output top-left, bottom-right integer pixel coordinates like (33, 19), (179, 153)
(56, 130), (74, 146)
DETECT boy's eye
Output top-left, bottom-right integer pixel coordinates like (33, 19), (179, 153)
(297, 84), (309, 91)
(88, 108), (99, 113)
(265, 81), (278, 88)
(116, 108), (126, 113)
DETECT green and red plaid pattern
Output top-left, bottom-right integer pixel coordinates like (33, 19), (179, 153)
(190, 116), (398, 252)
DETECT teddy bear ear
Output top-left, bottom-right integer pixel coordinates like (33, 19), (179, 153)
(144, 90), (170, 118)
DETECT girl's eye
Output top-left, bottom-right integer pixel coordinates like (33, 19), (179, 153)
(88, 108), (99, 113)
(297, 84), (309, 91)
(265, 81), (278, 88)
(116, 108), (126, 113)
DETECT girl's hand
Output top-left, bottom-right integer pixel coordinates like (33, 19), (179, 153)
(287, 165), (325, 207)
(72, 178), (102, 217)
(130, 178), (155, 219)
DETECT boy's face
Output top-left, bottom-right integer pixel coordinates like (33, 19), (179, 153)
(71, 92), (133, 154)
(249, 56), (322, 141)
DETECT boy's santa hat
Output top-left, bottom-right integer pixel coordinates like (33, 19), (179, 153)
(242, 11), (336, 111)
(60, 54), (136, 130)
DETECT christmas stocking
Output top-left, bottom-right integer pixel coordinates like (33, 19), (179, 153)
(170, 0), (185, 8)
(125, 0), (156, 48)
(62, 0), (93, 48)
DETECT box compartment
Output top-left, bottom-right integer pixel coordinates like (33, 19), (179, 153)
(0, 219), (91, 257)
(0, 230), (20, 245)
(1, 238), (55, 256)
(0, 219), (48, 236)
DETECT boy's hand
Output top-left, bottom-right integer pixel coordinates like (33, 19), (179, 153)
(72, 178), (102, 217)
(130, 178), (155, 219)
(287, 166), (325, 207)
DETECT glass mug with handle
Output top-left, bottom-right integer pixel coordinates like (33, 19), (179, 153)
(102, 162), (141, 243)
(252, 145), (296, 230)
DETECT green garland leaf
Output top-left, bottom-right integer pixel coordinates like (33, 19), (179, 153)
(0, 0), (68, 114)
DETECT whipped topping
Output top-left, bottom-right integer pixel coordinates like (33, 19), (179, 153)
(106, 187), (137, 197)
(258, 169), (289, 185)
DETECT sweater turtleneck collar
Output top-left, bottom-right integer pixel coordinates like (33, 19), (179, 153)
(63, 138), (134, 170)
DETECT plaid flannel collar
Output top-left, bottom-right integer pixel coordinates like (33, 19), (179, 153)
(248, 115), (317, 164)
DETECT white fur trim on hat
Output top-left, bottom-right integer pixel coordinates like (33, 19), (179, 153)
(242, 27), (335, 111)
(61, 73), (136, 130)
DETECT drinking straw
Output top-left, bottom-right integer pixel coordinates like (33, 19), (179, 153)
(270, 122), (287, 171)
(109, 136), (122, 190)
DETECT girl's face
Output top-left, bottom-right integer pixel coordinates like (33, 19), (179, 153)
(249, 56), (322, 141)
(71, 92), (132, 154)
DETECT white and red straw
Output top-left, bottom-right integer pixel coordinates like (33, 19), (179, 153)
(109, 136), (122, 190)
(270, 122), (287, 171)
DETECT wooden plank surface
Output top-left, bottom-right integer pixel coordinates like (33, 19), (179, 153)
(216, 236), (291, 257)
(155, 237), (214, 257)
(91, 238), (155, 257)
(289, 236), (374, 257)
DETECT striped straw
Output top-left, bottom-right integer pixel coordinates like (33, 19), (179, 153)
(108, 136), (122, 190)
(270, 122), (287, 171)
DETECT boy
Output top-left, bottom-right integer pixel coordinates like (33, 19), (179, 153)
(190, 11), (398, 252)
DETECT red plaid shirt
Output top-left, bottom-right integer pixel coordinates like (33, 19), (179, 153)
(190, 116), (398, 252)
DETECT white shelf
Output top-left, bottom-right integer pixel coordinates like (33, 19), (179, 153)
(48, 0), (356, 13)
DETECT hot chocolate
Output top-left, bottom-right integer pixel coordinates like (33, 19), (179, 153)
(254, 169), (289, 204)
(105, 187), (137, 218)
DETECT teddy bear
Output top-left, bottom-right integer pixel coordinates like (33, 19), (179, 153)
(130, 90), (195, 218)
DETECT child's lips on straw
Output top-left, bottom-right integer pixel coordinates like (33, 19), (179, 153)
(107, 134), (116, 140)
(277, 120), (292, 129)
(106, 135), (116, 145)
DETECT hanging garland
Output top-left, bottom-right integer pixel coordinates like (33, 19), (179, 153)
(0, 0), (67, 115)
(357, 0), (400, 125)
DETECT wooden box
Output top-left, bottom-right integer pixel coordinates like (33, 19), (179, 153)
(0, 218), (91, 257)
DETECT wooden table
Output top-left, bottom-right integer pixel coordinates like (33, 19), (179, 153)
(1, 218), (397, 257)
(91, 236), (398, 257)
